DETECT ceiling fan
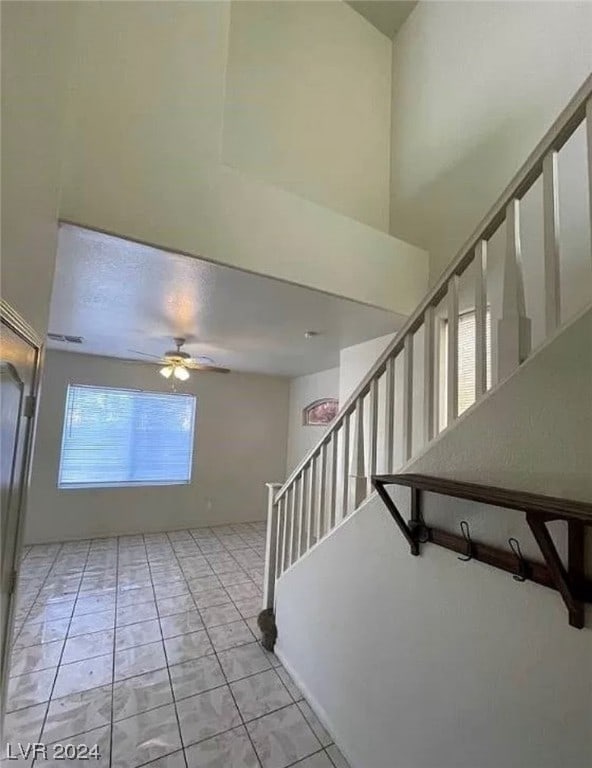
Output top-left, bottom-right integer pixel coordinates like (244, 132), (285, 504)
(128, 337), (230, 381)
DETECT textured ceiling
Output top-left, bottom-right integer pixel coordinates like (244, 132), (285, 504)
(346, 1), (417, 39)
(48, 225), (404, 377)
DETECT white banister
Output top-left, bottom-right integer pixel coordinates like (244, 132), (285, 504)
(402, 335), (413, 461)
(328, 431), (338, 529)
(297, 471), (305, 558)
(280, 496), (288, 575)
(263, 483), (282, 609)
(276, 498), (285, 580)
(543, 151), (561, 335)
(340, 416), (350, 520)
(474, 241), (488, 398)
(288, 486), (296, 569)
(367, 378), (378, 496)
(423, 306), (435, 444)
(498, 199), (532, 380)
(350, 397), (366, 510)
(447, 274), (459, 424)
(384, 356), (395, 471)
(587, 98), (592, 264)
(317, 442), (327, 540)
(306, 456), (317, 549)
(264, 76), (592, 591)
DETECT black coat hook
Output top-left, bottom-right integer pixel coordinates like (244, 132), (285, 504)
(508, 537), (527, 582)
(457, 520), (473, 562)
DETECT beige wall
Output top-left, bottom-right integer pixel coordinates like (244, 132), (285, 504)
(389, 0), (592, 285)
(59, 1), (428, 314)
(286, 367), (340, 475)
(1, 1), (77, 335)
(25, 351), (290, 543)
(224, 0), (392, 231)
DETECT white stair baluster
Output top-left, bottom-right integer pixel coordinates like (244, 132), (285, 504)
(328, 431), (338, 531)
(384, 357), (395, 472)
(297, 470), (306, 558)
(306, 456), (317, 550)
(587, 98), (592, 263)
(263, 483), (281, 609)
(447, 275), (459, 424)
(275, 497), (284, 580)
(543, 151), (561, 336)
(288, 485), (296, 569)
(340, 416), (350, 520)
(317, 442), (327, 540)
(367, 379), (378, 495)
(402, 335), (413, 461)
(423, 307), (435, 444)
(474, 242), (488, 399)
(350, 397), (366, 510)
(497, 199), (532, 380)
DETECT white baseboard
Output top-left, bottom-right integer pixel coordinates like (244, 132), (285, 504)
(274, 643), (359, 768)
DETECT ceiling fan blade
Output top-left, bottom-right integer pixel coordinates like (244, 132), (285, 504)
(127, 349), (164, 360)
(186, 363), (231, 373)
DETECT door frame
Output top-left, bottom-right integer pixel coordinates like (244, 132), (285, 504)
(0, 299), (43, 725)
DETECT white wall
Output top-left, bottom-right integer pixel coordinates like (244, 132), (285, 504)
(1, 1), (77, 335)
(389, 0), (592, 285)
(25, 351), (290, 543)
(274, 301), (592, 768)
(339, 333), (395, 403)
(286, 367), (340, 475)
(276, 491), (592, 768)
(224, 0), (392, 231)
(59, 0), (428, 315)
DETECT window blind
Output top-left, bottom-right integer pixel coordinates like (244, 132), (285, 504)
(439, 308), (492, 427)
(58, 385), (196, 488)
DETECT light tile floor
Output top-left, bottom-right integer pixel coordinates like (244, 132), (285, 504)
(4, 523), (350, 768)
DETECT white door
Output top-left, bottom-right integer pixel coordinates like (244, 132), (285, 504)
(0, 301), (41, 730)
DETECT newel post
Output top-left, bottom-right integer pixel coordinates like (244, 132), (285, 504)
(263, 483), (282, 610)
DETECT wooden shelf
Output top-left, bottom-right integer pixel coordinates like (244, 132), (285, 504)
(372, 474), (592, 628)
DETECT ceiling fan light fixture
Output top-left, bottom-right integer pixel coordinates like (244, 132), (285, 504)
(160, 365), (174, 379)
(173, 365), (190, 381)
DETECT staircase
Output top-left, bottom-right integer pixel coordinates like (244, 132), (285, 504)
(263, 74), (592, 610)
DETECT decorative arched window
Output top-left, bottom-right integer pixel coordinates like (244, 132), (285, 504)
(302, 398), (339, 426)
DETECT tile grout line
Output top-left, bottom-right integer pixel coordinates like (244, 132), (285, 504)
(171, 529), (266, 768)
(107, 535), (120, 768)
(143, 532), (190, 768)
(10, 543), (65, 649)
(14, 526), (343, 768)
(32, 539), (92, 766)
(190, 529), (334, 766)
(188, 529), (326, 764)
(6, 541), (65, 744)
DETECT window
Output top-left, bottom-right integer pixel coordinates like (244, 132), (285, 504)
(58, 385), (196, 488)
(440, 308), (492, 425)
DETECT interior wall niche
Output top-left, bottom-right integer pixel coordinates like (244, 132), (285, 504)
(303, 398), (339, 426)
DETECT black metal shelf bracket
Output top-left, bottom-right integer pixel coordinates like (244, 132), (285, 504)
(372, 474), (592, 629)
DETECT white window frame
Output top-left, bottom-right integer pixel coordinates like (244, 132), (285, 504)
(58, 384), (196, 489)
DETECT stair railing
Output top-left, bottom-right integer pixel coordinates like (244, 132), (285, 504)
(264, 74), (592, 609)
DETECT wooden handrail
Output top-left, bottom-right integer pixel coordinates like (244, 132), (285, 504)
(374, 474), (592, 523)
(275, 74), (592, 504)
